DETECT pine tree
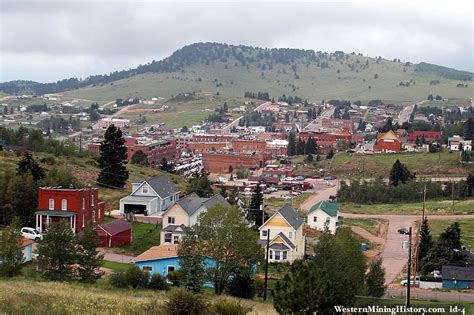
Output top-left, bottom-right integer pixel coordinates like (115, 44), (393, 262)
(130, 150), (148, 165)
(0, 217), (24, 277)
(418, 217), (433, 269)
(464, 118), (474, 140)
(4, 174), (37, 226)
(97, 124), (129, 188)
(326, 149), (334, 159)
(76, 222), (104, 282)
(389, 160), (411, 186)
(365, 258), (386, 297)
(287, 132), (297, 156)
(219, 186), (227, 199)
(249, 185), (264, 226)
(296, 139), (305, 155)
(16, 151), (45, 182)
(178, 229), (206, 293)
(37, 220), (77, 281)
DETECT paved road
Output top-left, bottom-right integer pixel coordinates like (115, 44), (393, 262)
(100, 251), (135, 263)
(343, 213), (474, 285)
(386, 288), (474, 302)
(398, 104), (415, 125)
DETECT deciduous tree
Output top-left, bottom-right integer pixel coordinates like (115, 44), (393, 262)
(0, 217), (24, 277)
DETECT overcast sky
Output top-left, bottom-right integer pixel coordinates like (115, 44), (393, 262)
(1, 0), (473, 82)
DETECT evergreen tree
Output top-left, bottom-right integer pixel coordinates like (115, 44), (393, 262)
(326, 149), (334, 159)
(16, 151), (45, 182)
(0, 217), (24, 277)
(306, 153), (314, 163)
(178, 228), (206, 293)
(130, 150), (148, 165)
(225, 267), (256, 299)
(76, 222), (104, 282)
(296, 139), (305, 155)
(287, 132), (297, 156)
(249, 184), (263, 226)
(97, 124), (129, 189)
(37, 220), (77, 281)
(4, 175), (37, 226)
(186, 170), (213, 197)
(464, 118), (474, 140)
(418, 217), (433, 270)
(219, 186), (227, 199)
(228, 188), (239, 205)
(305, 137), (317, 154)
(466, 174), (474, 197)
(389, 160), (411, 186)
(365, 259), (386, 297)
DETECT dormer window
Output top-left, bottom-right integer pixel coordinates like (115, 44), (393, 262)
(142, 186), (148, 194)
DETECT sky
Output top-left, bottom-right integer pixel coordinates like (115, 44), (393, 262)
(0, 0), (473, 82)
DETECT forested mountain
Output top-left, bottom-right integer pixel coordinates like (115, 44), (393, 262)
(1, 42), (473, 96)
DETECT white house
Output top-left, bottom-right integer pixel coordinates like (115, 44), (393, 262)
(258, 205), (305, 263)
(119, 175), (180, 215)
(307, 201), (343, 234)
(160, 193), (229, 244)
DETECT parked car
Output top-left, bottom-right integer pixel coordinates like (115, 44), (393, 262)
(397, 228), (409, 235)
(280, 194), (293, 200)
(21, 227), (43, 241)
(295, 176), (305, 181)
(329, 195), (337, 201)
(323, 176), (336, 180)
(400, 276), (420, 286)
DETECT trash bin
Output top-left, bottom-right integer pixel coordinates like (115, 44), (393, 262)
(361, 243), (367, 251)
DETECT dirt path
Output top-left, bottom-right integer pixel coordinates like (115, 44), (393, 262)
(350, 226), (384, 244)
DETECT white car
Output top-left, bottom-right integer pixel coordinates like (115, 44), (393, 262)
(400, 276), (420, 286)
(21, 227), (43, 242)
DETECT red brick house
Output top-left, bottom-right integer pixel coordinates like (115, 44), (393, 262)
(202, 152), (271, 173)
(407, 131), (442, 143)
(35, 186), (105, 234)
(374, 130), (402, 152)
(96, 219), (132, 247)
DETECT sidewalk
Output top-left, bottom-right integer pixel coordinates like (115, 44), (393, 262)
(100, 251), (135, 264)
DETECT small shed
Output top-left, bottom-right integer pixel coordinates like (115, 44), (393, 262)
(20, 238), (34, 263)
(442, 265), (474, 289)
(96, 219), (132, 247)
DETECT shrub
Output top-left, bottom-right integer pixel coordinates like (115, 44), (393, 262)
(109, 271), (128, 288)
(125, 265), (149, 288)
(211, 298), (252, 315)
(167, 269), (185, 286)
(226, 272), (255, 299)
(254, 277), (265, 298)
(148, 273), (170, 290)
(164, 289), (208, 315)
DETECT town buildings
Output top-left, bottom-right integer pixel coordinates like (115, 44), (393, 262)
(202, 152), (271, 173)
(374, 130), (402, 152)
(93, 118), (130, 130)
(96, 219), (132, 247)
(36, 186), (105, 234)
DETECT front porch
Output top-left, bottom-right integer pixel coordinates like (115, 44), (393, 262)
(35, 210), (77, 233)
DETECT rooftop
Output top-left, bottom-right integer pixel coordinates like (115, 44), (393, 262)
(133, 244), (179, 262)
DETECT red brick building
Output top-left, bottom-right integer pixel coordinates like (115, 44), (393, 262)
(202, 152), (271, 173)
(232, 139), (267, 153)
(299, 131), (353, 153)
(36, 187), (105, 234)
(321, 119), (354, 131)
(374, 130), (402, 152)
(188, 142), (229, 154)
(407, 131), (442, 143)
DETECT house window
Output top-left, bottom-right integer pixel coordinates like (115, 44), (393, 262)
(98, 208), (101, 219)
(275, 251), (281, 260)
(167, 266), (176, 273)
(49, 199), (54, 210)
(283, 251), (288, 260)
(92, 211), (96, 223)
(269, 250), (273, 259)
(313, 216), (317, 222)
(289, 231), (293, 239)
(142, 186), (148, 194)
(143, 266), (152, 272)
(82, 197), (85, 209)
(82, 214), (85, 227)
(61, 199), (67, 211)
(91, 194), (94, 206)
(173, 236), (180, 244)
(168, 217), (175, 224)
(164, 233), (172, 243)
(262, 230), (268, 237)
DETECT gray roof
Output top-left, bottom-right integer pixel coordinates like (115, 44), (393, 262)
(275, 232), (296, 249)
(147, 175), (180, 198)
(176, 193), (229, 216)
(278, 205), (304, 230)
(270, 243), (290, 250)
(162, 224), (187, 233)
(442, 265), (474, 281)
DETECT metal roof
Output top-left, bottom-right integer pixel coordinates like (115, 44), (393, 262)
(278, 205), (304, 230)
(308, 201), (340, 217)
(35, 210), (76, 217)
(120, 195), (158, 203)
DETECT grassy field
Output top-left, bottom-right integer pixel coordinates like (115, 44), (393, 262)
(115, 222), (161, 255)
(264, 192), (312, 211)
(419, 98), (471, 108)
(330, 151), (471, 177)
(342, 199), (474, 215)
(428, 219), (474, 249)
(0, 278), (277, 314)
(102, 261), (130, 272)
(60, 55), (474, 105)
(344, 218), (381, 236)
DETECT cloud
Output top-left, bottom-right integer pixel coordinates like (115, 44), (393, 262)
(1, 0), (472, 82)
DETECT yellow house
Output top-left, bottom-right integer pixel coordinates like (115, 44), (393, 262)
(258, 205), (305, 263)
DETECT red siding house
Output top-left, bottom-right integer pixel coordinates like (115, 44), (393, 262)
(36, 186), (105, 234)
(407, 131), (442, 143)
(96, 219), (132, 247)
(374, 130), (402, 152)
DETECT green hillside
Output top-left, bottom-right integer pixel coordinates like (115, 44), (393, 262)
(57, 44), (473, 104)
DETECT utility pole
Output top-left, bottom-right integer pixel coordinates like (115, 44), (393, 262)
(452, 180), (455, 206)
(406, 226), (412, 308)
(79, 133), (82, 155)
(264, 229), (270, 301)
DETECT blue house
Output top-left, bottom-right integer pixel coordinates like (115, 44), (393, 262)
(442, 265), (474, 289)
(132, 244), (215, 280)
